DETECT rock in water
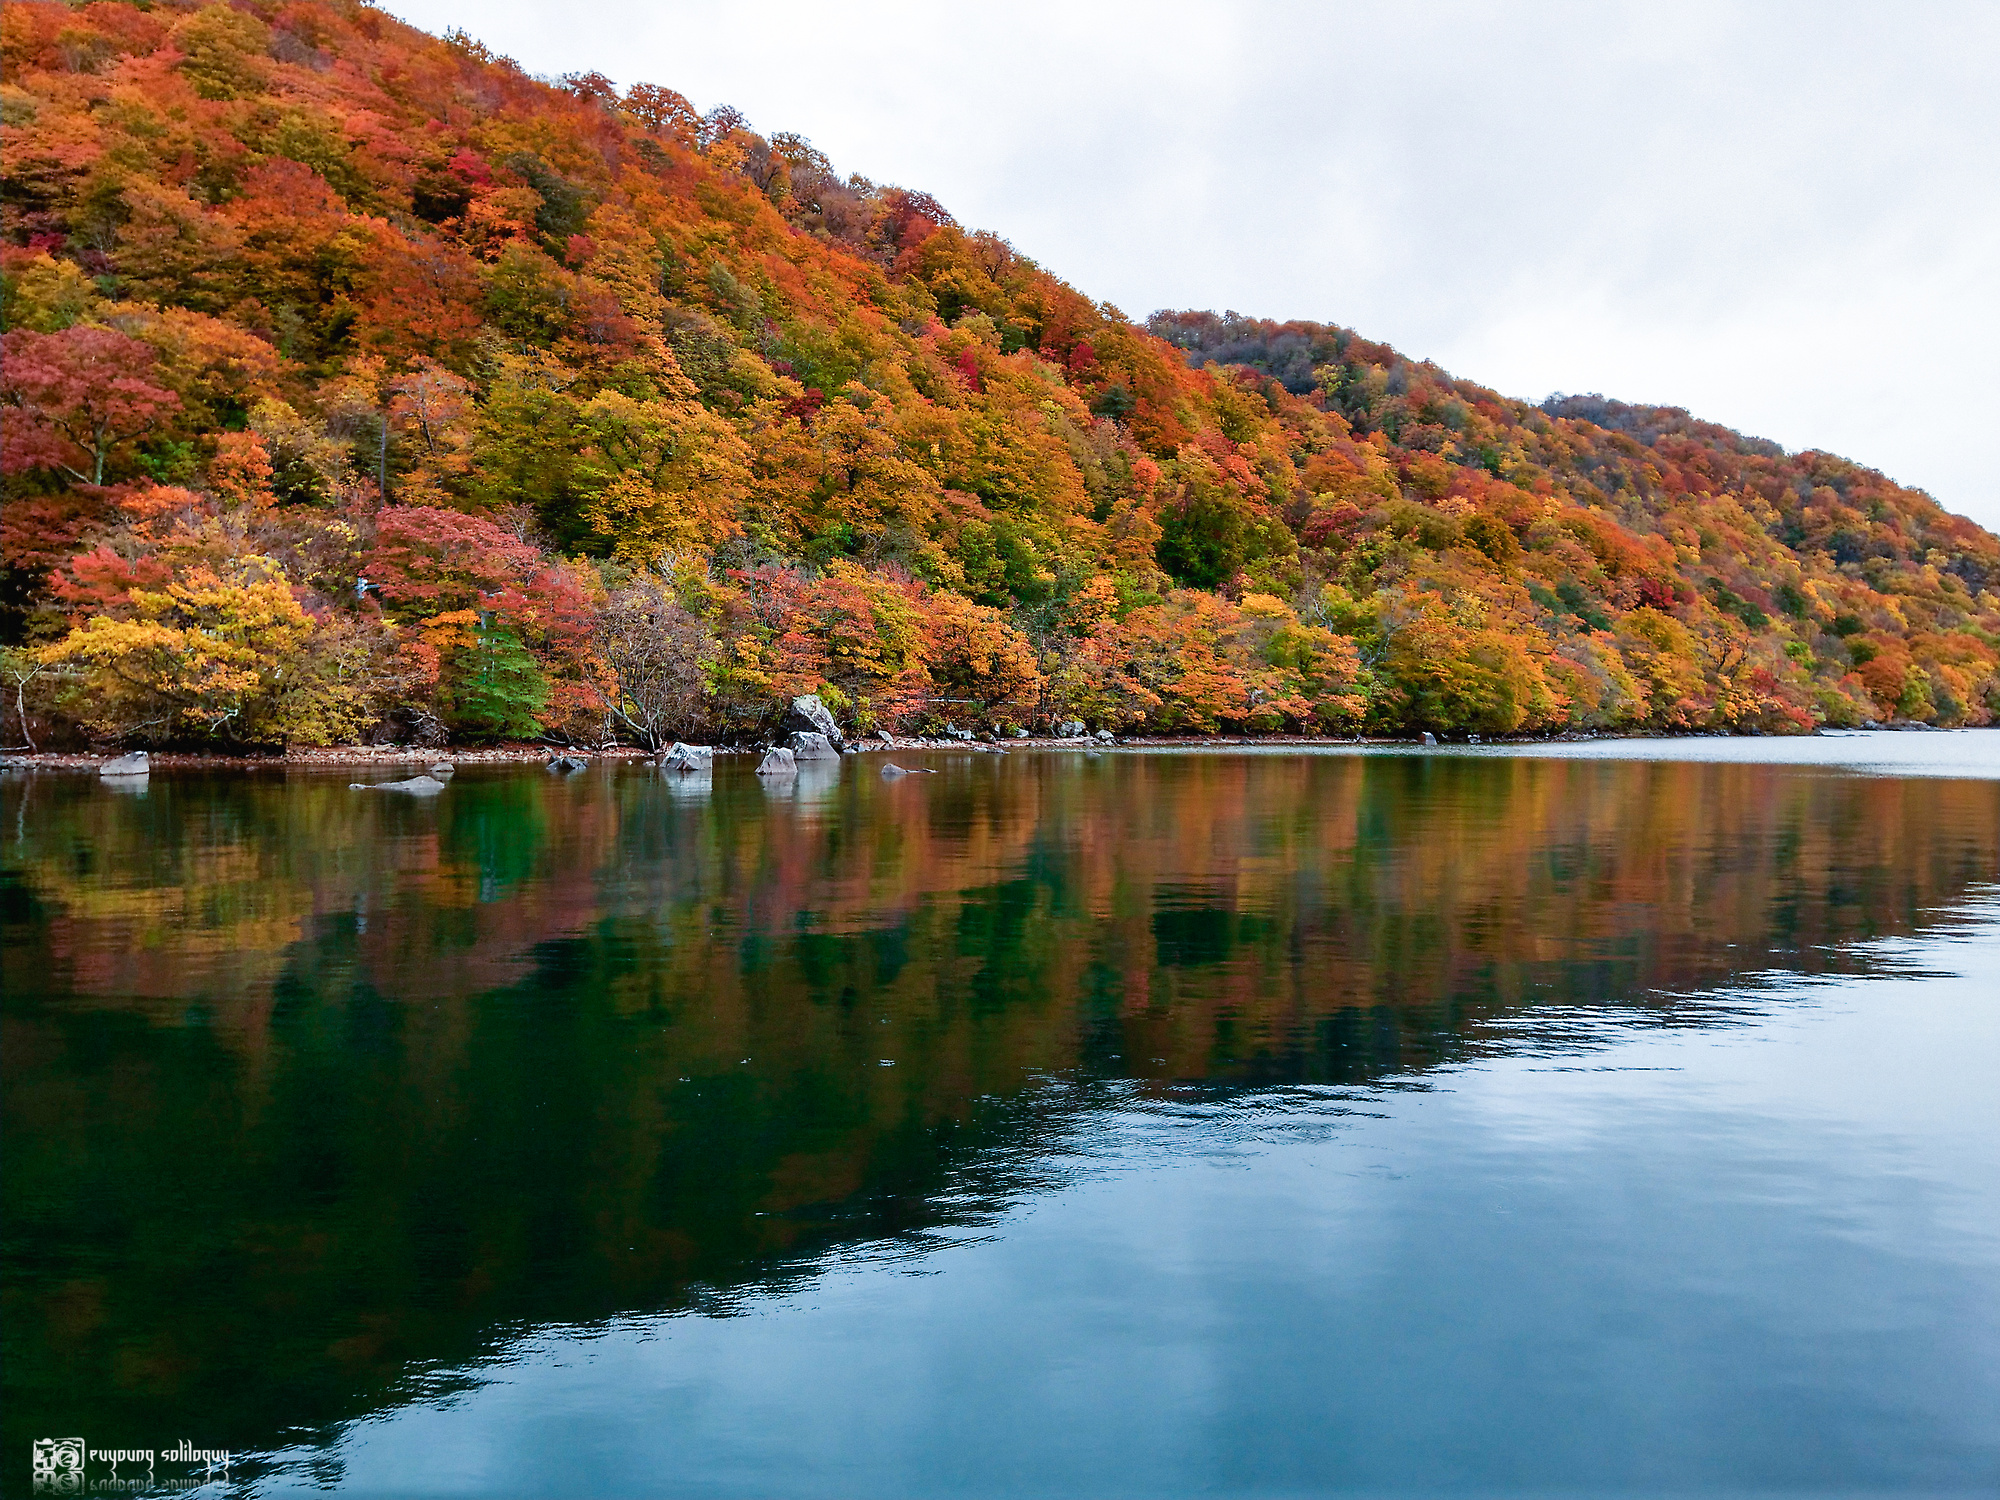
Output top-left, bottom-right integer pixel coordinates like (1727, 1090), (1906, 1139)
(785, 730), (839, 761)
(784, 694), (846, 753)
(659, 742), (714, 773)
(880, 763), (937, 778)
(1420, 732), (1438, 746)
(756, 747), (798, 776)
(350, 774), (447, 794)
(546, 754), (587, 773)
(428, 762), (456, 777)
(100, 751), (150, 777)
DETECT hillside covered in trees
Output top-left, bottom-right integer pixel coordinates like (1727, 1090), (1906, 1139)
(4, 0), (1997, 748)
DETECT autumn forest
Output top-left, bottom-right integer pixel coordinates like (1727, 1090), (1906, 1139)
(4, 0), (1998, 749)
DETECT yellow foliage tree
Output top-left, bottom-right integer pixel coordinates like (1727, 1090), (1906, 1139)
(1382, 594), (1560, 734)
(42, 562), (371, 745)
(1236, 593), (1367, 730)
(1613, 607), (1708, 727)
(575, 390), (752, 564)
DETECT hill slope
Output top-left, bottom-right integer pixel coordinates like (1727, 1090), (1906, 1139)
(3, 1), (1996, 746)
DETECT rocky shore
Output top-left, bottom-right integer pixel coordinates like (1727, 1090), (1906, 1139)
(1, 721), (1976, 775)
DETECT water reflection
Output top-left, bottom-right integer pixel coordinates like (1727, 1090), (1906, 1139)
(3, 748), (1997, 1484)
(657, 765), (713, 801)
(758, 758), (842, 810)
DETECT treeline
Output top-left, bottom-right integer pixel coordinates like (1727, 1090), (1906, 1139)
(3, 0), (1997, 749)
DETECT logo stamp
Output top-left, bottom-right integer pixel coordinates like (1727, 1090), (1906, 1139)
(31, 1437), (227, 1492)
(31, 1438), (85, 1494)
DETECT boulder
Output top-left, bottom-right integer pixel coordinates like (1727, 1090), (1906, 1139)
(785, 730), (839, 761)
(880, 762), (937, 778)
(428, 762), (456, 777)
(350, 774), (447, 795)
(659, 742), (714, 774)
(784, 694), (845, 752)
(546, 754), (588, 773)
(1011, 728), (1031, 739)
(100, 751), (150, 777)
(1094, 729), (1115, 744)
(1420, 732), (1438, 746)
(756, 747), (797, 776)
(1058, 721), (1086, 738)
(944, 727), (975, 742)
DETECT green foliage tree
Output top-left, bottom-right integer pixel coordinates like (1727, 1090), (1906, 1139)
(438, 623), (550, 741)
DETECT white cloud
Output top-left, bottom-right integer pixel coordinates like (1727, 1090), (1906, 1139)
(383, 0), (2000, 530)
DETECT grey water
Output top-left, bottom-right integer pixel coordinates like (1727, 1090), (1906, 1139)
(3, 732), (1997, 1496)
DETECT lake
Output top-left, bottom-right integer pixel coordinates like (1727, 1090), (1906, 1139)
(4, 734), (1998, 1497)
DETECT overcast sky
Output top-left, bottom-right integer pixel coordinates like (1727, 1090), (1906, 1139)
(384, 1), (2000, 532)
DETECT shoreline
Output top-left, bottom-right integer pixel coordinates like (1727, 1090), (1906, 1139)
(0, 722), (1980, 773)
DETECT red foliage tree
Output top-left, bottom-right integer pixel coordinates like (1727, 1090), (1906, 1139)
(1, 327), (180, 486)
(362, 506), (548, 615)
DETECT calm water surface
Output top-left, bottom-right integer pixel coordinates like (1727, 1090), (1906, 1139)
(4, 734), (1998, 1496)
